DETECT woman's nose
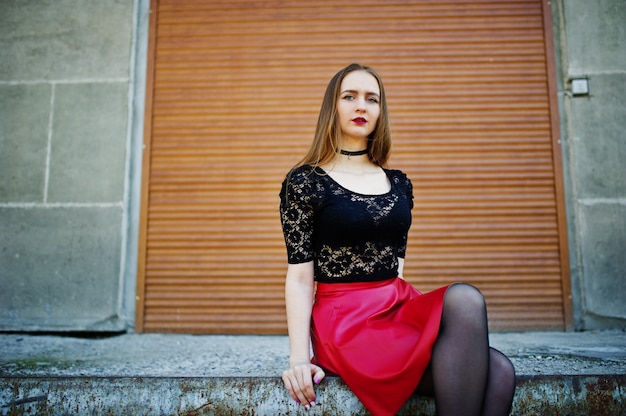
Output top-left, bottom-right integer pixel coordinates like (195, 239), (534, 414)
(356, 97), (366, 111)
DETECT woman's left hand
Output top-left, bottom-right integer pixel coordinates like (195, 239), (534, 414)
(282, 361), (326, 410)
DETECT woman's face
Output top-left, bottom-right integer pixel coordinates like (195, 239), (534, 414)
(336, 70), (381, 144)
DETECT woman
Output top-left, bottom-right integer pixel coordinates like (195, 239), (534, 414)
(280, 63), (516, 416)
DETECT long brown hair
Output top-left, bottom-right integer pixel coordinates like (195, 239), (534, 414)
(295, 63), (392, 168)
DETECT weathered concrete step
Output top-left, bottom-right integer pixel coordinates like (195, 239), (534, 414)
(1, 331), (625, 415)
(1, 374), (625, 415)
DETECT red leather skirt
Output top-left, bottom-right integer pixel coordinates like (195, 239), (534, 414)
(311, 277), (448, 416)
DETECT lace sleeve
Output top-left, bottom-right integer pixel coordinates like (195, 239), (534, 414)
(397, 171), (414, 258)
(279, 166), (322, 264)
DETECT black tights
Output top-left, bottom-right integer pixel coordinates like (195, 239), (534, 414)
(416, 283), (516, 416)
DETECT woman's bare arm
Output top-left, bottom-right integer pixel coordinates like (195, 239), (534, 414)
(281, 261), (325, 409)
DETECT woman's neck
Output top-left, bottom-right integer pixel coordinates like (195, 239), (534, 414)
(340, 137), (368, 152)
(324, 152), (379, 175)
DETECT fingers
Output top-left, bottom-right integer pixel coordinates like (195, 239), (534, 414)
(282, 363), (320, 410)
(281, 371), (299, 402)
(312, 366), (326, 385)
(283, 364), (316, 408)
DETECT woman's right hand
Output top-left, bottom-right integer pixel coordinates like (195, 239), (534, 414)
(282, 361), (326, 410)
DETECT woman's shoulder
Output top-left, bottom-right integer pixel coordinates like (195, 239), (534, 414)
(287, 164), (316, 176)
(283, 164), (324, 185)
(385, 168), (413, 206)
(384, 167), (412, 185)
(281, 164), (327, 201)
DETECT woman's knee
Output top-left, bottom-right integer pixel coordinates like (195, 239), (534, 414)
(490, 348), (516, 389)
(443, 283), (486, 318)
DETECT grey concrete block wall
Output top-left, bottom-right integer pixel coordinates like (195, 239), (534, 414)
(0, 1), (135, 331)
(555, 0), (626, 328)
(578, 204), (626, 324)
(567, 74), (626, 198)
(48, 83), (129, 203)
(0, 207), (122, 330)
(0, 0), (132, 81)
(0, 84), (51, 202)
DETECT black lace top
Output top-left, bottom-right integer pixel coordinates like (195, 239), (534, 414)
(280, 165), (413, 283)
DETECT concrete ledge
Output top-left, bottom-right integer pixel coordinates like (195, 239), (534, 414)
(1, 331), (625, 415)
(1, 375), (625, 415)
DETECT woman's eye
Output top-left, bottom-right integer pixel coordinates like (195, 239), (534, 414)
(368, 97), (379, 103)
(342, 95), (354, 101)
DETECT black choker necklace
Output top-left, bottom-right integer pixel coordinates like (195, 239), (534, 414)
(340, 149), (368, 159)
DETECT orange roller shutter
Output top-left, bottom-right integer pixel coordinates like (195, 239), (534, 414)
(136, 0), (572, 333)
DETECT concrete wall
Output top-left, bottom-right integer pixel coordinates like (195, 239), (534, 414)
(0, 0), (624, 332)
(552, 0), (626, 329)
(0, 0), (138, 331)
